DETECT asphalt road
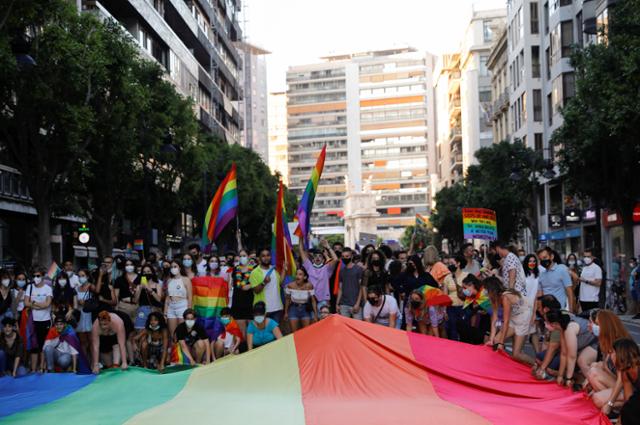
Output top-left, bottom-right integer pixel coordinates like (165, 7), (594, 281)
(619, 315), (640, 344)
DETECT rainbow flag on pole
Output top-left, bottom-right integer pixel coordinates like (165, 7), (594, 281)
(294, 145), (326, 247)
(133, 239), (144, 251)
(46, 261), (61, 280)
(273, 181), (296, 284)
(415, 213), (428, 227)
(202, 163), (238, 247)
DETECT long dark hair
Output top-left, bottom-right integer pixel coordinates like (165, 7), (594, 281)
(408, 254), (426, 276)
(145, 311), (167, 331)
(484, 276), (520, 307)
(366, 249), (387, 271)
(53, 274), (75, 306)
(545, 309), (571, 330)
(522, 254), (539, 278)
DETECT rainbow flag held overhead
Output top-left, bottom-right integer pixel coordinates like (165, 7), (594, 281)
(415, 213), (428, 227)
(294, 145), (326, 247)
(202, 163), (238, 247)
(272, 181), (296, 284)
(0, 316), (607, 425)
(133, 239), (144, 251)
(46, 261), (61, 280)
(191, 276), (229, 318)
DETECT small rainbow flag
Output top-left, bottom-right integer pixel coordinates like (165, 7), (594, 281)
(202, 163), (238, 246)
(417, 285), (452, 307)
(133, 239), (144, 251)
(46, 261), (61, 280)
(415, 213), (428, 227)
(273, 181), (296, 284)
(170, 343), (192, 365)
(462, 288), (493, 314)
(191, 276), (229, 318)
(294, 145), (326, 247)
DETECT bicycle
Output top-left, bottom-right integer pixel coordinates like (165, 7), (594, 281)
(604, 278), (627, 314)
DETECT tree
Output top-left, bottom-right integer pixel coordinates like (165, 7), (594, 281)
(430, 141), (542, 252)
(552, 1), (640, 261)
(0, 1), (120, 266)
(400, 225), (438, 252)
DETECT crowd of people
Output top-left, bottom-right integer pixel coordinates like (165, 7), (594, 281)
(0, 239), (638, 423)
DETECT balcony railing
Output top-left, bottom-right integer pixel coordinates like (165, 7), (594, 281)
(449, 126), (462, 141)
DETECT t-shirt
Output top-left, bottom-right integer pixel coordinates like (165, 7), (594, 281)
(501, 252), (527, 296)
(175, 323), (208, 346)
(524, 274), (539, 306)
(114, 275), (136, 301)
(463, 259), (481, 275)
(303, 258), (334, 303)
(363, 295), (399, 326)
(539, 263), (572, 309)
(579, 263), (603, 302)
(247, 318), (278, 347)
(65, 272), (80, 289)
(27, 284), (53, 322)
(249, 266), (282, 313)
(339, 265), (364, 307)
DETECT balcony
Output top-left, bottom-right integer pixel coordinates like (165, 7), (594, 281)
(449, 126), (462, 142)
(449, 153), (463, 174)
(448, 97), (461, 115)
(492, 89), (509, 119)
(0, 165), (32, 203)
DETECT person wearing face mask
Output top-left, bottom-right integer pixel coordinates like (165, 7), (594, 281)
(566, 253), (580, 300)
(247, 302), (282, 350)
(206, 256), (231, 284)
(213, 308), (243, 358)
(585, 310), (631, 409)
(544, 309), (598, 389)
(181, 254), (197, 279)
(298, 239), (338, 311)
(577, 249), (603, 313)
(537, 247), (575, 313)
(74, 270), (94, 355)
(0, 317), (27, 377)
(231, 249), (255, 337)
(363, 286), (398, 328)
(533, 295), (563, 380)
(114, 260), (140, 332)
(362, 250), (391, 294)
(284, 268), (317, 332)
(164, 260), (193, 341)
(52, 272), (78, 325)
(249, 249), (283, 324)
(0, 270), (14, 322)
(318, 305), (331, 320)
(63, 260), (80, 289)
(457, 274), (492, 345)
(188, 244), (208, 277)
(174, 309), (210, 364)
(11, 272), (28, 322)
(133, 265), (163, 332)
(337, 248), (365, 320)
(443, 257), (467, 341)
(93, 258), (117, 321)
(23, 268), (54, 372)
(136, 312), (168, 371)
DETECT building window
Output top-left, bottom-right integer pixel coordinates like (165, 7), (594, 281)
(531, 46), (540, 78)
(543, 2), (549, 34)
(550, 24), (561, 65)
(560, 0), (572, 6)
(547, 93), (553, 125)
(552, 75), (562, 114)
(533, 89), (542, 121)
(483, 20), (494, 42)
(530, 2), (539, 34)
(576, 11), (583, 48)
(545, 47), (551, 80)
(479, 90), (491, 102)
(562, 72), (576, 103)
(479, 55), (489, 76)
(534, 133), (543, 152)
(561, 20), (574, 57)
(521, 92), (527, 125)
(519, 50), (525, 86)
(597, 9), (609, 44)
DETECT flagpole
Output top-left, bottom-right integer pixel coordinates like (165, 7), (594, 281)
(236, 215), (242, 251)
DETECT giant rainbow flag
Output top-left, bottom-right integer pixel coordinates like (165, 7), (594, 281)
(273, 180), (296, 283)
(293, 144), (326, 247)
(201, 163), (238, 247)
(1, 316), (608, 425)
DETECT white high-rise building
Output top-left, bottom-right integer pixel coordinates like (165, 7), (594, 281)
(268, 92), (288, 184)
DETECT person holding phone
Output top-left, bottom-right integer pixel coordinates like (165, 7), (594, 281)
(133, 265), (163, 331)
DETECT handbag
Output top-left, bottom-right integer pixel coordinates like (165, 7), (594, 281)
(82, 290), (100, 314)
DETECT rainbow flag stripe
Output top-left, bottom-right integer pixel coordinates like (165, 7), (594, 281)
(294, 145), (326, 247)
(415, 213), (428, 227)
(1, 316), (606, 425)
(462, 208), (497, 241)
(272, 181), (296, 284)
(202, 163), (238, 245)
(47, 261), (61, 280)
(191, 276), (229, 318)
(170, 343), (192, 365)
(133, 239), (144, 251)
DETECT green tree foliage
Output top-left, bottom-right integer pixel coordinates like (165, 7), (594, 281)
(431, 141), (542, 251)
(552, 1), (640, 257)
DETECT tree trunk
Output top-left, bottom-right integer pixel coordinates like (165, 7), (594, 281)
(34, 200), (52, 267)
(91, 214), (114, 260)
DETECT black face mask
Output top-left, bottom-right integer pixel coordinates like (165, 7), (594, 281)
(448, 264), (457, 273)
(410, 300), (422, 309)
(342, 257), (352, 264)
(406, 264), (416, 273)
(540, 259), (551, 268)
(368, 297), (379, 305)
(371, 260), (382, 268)
(144, 273), (155, 280)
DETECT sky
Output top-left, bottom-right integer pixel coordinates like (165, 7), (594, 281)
(242, 0), (507, 93)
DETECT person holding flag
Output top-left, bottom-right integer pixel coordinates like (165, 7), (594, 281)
(43, 316), (89, 374)
(298, 239), (338, 310)
(294, 145), (326, 248)
(249, 249), (282, 325)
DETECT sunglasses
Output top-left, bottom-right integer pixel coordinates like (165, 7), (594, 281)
(33, 274), (43, 278)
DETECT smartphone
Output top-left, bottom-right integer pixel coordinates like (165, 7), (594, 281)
(141, 276), (148, 286)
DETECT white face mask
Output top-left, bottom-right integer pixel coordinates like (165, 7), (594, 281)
(254, 315), (266, 324)
(149, 324), (160, 331)
(16, 280), (26, 288)
(583, 257), (593, 265)
(568, 260), (576, 266)
(185, 319), (195, 328)
(33, 277), (42, 285)
(58, 279), (68, 287)
(66, 270), (74, 277)
(209, 262), (219, 270)
(239, 256), (248, 265)
(1, 279), (10, 287)
(125, 265), (135, 273)
(78, 276), (88, 284)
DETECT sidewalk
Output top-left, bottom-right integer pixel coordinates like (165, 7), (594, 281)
(618, 314), (640, 344)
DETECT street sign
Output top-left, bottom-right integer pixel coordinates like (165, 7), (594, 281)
(548, 214), (563, 229)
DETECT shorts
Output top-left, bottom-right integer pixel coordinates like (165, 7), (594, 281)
(217, 333), (234, 350)
(148, 342), (164, 360)
(166, 299), (188, 319)
(338, 304), (363, 320)
(100, 334), (118, 353)
(288, 303), (311, 320)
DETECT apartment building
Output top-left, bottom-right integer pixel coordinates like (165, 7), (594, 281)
(286, 48), (435, 239)
(237, 41), (270, 163)
(84, 0), (243, 143)
(267, 92), (289, 184)
(487, 27), (510, 144)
